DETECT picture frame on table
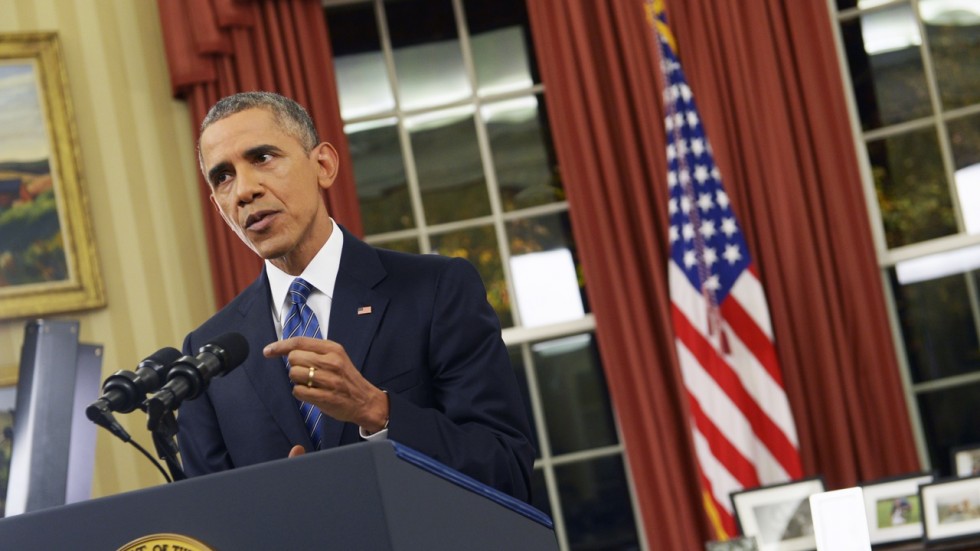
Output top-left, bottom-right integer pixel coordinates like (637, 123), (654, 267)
(951, 444), (980, 478)
(921, 475), (980, 544)
(860, 472), (933, 545)
(730, 477), (824, 551)
(705, 535), (759, 551)
(0, 31), (104, 320)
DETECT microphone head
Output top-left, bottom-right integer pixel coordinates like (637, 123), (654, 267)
(138, 347), (182, 371)
(136, 346), (183, 378)
(200, 332), (249, 374)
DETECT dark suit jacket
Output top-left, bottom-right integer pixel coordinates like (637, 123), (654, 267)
(176, 227), (535, 501)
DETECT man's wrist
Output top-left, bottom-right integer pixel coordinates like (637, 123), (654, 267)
(362, 389), (390, 435)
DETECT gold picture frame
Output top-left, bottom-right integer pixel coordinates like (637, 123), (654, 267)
(0, 32), (104, 320)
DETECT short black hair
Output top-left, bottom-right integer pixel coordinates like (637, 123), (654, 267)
(197, 91), (320, 174)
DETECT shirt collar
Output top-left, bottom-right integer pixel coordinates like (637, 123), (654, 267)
(266, 218), (344, 315)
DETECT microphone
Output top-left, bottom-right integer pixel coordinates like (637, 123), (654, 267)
(86, 347), (182, 442)
(86, 347), (183, 418)
(145, 332), (249, 424)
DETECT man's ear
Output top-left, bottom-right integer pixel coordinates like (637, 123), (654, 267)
(314, 142), (340, 190)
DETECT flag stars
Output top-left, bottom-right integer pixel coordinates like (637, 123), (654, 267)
(680, 83), (693, 102)
(703, 247), (718, 267)
(676, 139), (688, 158)
(711, 166), (721, 181)
(668, 197), (678, 215)
(679, 169), (691, 186)
(698, 192), (714, 212)
(668, 171), (678, 188)
(686, 110), (700, 128)
(700, 219), (717, 239)
(680, 195), (692, 214)
(674, 112), (684, 128)
(703, 274), (721, 292)
(683, 223), (695, 241)
(684, 249), (697, 268)
(667, 143), (676, 161)
(691, 138), (705, 157)
(723, 243), (742, 265)
(694, 165), (710, 184)
(669, 225), (680, 243)
(721, 217), (738, 237)
(716, 190), (730, 209)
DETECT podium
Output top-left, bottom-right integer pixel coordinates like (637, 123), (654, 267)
(0, 441), (558, 550)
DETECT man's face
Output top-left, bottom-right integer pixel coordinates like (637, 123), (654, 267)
(199, 108), (337, 274)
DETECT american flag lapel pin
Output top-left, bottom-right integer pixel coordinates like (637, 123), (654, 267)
(357, 305), (373, 316)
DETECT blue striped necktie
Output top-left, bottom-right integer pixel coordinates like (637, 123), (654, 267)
(282, 278), (325, 450)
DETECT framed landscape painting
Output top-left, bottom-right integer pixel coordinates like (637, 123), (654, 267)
(0, 32), (103, 320)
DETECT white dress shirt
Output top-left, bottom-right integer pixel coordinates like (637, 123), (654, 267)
(265, 218), (387, 441)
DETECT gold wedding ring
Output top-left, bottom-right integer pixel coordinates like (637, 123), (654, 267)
(307, 366), (315, 388)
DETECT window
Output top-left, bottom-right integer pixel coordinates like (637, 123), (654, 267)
(323, 1), (645, 548)
(829, 0), (980, 474)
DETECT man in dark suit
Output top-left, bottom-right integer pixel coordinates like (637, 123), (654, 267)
(176, 91), (534, 502)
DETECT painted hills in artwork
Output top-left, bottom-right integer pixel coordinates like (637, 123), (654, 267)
(0, 158), (67, 287)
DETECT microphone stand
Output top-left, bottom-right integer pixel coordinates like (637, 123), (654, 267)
(145, 405), (186, 482)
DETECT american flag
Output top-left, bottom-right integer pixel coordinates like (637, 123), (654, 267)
(649, 2), (804, 538)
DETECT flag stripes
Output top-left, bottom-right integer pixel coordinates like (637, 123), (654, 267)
(650, 1), (804, 540)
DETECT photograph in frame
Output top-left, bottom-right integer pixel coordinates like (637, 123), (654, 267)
(0, 32), (103, 320)
(951, 444), (980, 478)
(860, 472), (933, 544)
(731, 477), (825, 551)
(921, 475), (980, 544)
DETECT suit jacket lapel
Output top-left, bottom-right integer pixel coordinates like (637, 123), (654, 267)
(237, 271), (313, 449)
(321, 227), (389, 448)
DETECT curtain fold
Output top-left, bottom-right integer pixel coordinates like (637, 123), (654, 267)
(527, 2), (708, 547)
(527, 0), (918, 544)
(157, 0), (362, 307)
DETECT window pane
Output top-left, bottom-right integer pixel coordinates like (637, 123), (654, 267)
(868, 128), (956, 247)
(888, 266), (980, 383)
(840, 3), (931, 130)
(463, 0), (540, 94)
(509, 345), (540, 457)
(485, 94), (563, 211)
(373, 236), (419, 254)
(429, 225), (511, 327)
(533, 334), (617, 455)
(385, 0), (471, 111)
(948, 113), (980, 235)
(326, 3), (395, 120)
(920, 0), (980, 109)
(555, 456), (639, 550)
(409, 111), (491, 224)
(507, 211), (590, 328)
(531, 468), (553, 518)
(346, 120), (415, 234)
(917, 382), (980, 476)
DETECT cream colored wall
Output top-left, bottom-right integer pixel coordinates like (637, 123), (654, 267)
(0, 0), (216, 497)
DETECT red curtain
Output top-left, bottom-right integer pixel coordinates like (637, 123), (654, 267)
(527, 0), (919, 546)
(157, 0), (362, 307)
